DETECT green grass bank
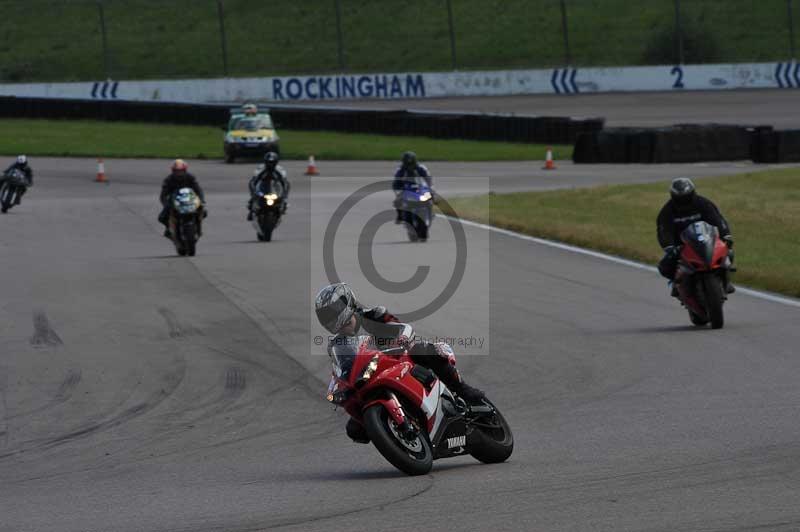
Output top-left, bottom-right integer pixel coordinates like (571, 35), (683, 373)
(0, 0), (796, 82)
(0, 119), (569, 161)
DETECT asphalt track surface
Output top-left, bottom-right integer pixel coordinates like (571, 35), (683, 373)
(2, 157), (800, 532)
(318, 89), (800, 128)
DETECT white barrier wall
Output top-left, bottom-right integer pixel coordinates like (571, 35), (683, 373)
(0, 62), (796, 103)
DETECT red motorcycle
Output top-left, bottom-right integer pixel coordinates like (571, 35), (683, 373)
(674, 221), (733, 329)
(326, 331), (513, 476)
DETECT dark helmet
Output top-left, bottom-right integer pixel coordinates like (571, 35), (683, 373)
(315, 283), (357, 334)
(264, 151), (279, 171)
(670, 177), (696, 206)
(401, 151), (417, 169)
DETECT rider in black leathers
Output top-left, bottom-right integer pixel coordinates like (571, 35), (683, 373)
(158, 159), (206, 238)
(315, 283), (484, 444)
(247, 151), (289, 220)
(2, 155), (33, 205)
(657, 177), (734, 294)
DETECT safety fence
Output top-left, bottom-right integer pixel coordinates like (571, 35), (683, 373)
(0, 97), (604, 145)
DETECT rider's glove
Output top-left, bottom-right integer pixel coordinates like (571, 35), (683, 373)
(722, 235), (734, 249)
(663, 245), (679, 259)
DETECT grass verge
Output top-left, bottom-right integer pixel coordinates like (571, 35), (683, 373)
(446, 169), (800, 298)
(0, 119), (568, 162)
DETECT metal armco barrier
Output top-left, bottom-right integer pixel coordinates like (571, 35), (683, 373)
(0, 96), (603, 145)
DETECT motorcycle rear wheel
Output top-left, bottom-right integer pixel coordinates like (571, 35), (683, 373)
(363, 404), (432, 476)
(467, 399), (514, 464)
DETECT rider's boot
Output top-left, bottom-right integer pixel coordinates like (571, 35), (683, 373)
(436, 364), (485, 404)
(669, 281), (679, 298)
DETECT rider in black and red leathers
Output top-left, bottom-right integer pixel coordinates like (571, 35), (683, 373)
(657, 177), (734, 293)
(315, 283), (483, 444)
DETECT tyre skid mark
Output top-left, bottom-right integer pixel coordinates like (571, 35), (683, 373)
(158, 307), (203, 339)
(7, 368), (82, 421)
(29, 311), (63, 347)
(0, 358), (186, 461)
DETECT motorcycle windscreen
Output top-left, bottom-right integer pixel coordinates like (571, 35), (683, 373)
(682, 221), (718, 266)
(256, 179), (284, 198)
(329, 334), (372, 380)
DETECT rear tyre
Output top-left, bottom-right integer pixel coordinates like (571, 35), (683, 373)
(363, 404), (432, 476)
(703, 275), (725, 329)
(467, 399), (514, 464)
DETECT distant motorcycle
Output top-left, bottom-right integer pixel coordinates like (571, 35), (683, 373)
(249, 180), (284, 242)
(0, 169), (29, 213)
(397, 177), (434, 242)
(326, 331), (513, 476)
(674, 221), (734, 329)
(168, 188), (203, 256)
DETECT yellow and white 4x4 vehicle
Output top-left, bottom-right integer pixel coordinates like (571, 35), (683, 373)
(224, 105), (280, 163)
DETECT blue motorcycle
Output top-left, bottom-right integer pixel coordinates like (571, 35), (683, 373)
(398, 178), (434, 242)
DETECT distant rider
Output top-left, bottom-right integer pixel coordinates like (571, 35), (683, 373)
(2, 155), (33, 205)
(247, 151), (289, 220)
(315, 283), (484, 444)
(657, 177), (734, 295)
(158, 159), (206, 238)
(392, 151), (432, 223)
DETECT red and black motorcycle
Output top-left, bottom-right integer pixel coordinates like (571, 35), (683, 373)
(674, 221), (733, 329)
(326, 331), (513, 476)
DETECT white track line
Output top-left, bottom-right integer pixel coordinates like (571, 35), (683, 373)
(441, 215), (800, 309)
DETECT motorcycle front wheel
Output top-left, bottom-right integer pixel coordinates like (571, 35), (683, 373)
(702, 274), (725, 329)
(363, 404), (432, 476)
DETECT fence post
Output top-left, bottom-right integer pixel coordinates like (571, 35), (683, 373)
(559, 0), (571, 65)
(335, 0), (345, 70)
(674, 0), (684, 64)
(446, 0), (457, 69)
(789, 0), (797, 59)
(97, 1), (110, 78)
(216, 0), (229, 76)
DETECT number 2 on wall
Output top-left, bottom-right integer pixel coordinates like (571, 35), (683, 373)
(671, 66), (684, 89)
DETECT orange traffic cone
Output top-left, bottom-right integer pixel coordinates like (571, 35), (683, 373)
(542, 148), (556, 170)
(96, 158), (107, 182)
(305, 155), (319, 176)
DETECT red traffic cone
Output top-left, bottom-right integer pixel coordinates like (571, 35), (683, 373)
(305, 155), (319, 176)
(96, 158), (108, 182)
(542, 148), (556, 170)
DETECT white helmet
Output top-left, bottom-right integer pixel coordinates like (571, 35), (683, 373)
(16, 155), (27, 165)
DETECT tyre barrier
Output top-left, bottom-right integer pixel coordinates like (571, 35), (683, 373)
(573, 124), (780, 164)
(0, 96), (603, 145)
(751, 129), (800, 163)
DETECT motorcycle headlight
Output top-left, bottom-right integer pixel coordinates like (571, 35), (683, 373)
(360, 354), (380, 382)
(420, 192), (432, 202)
